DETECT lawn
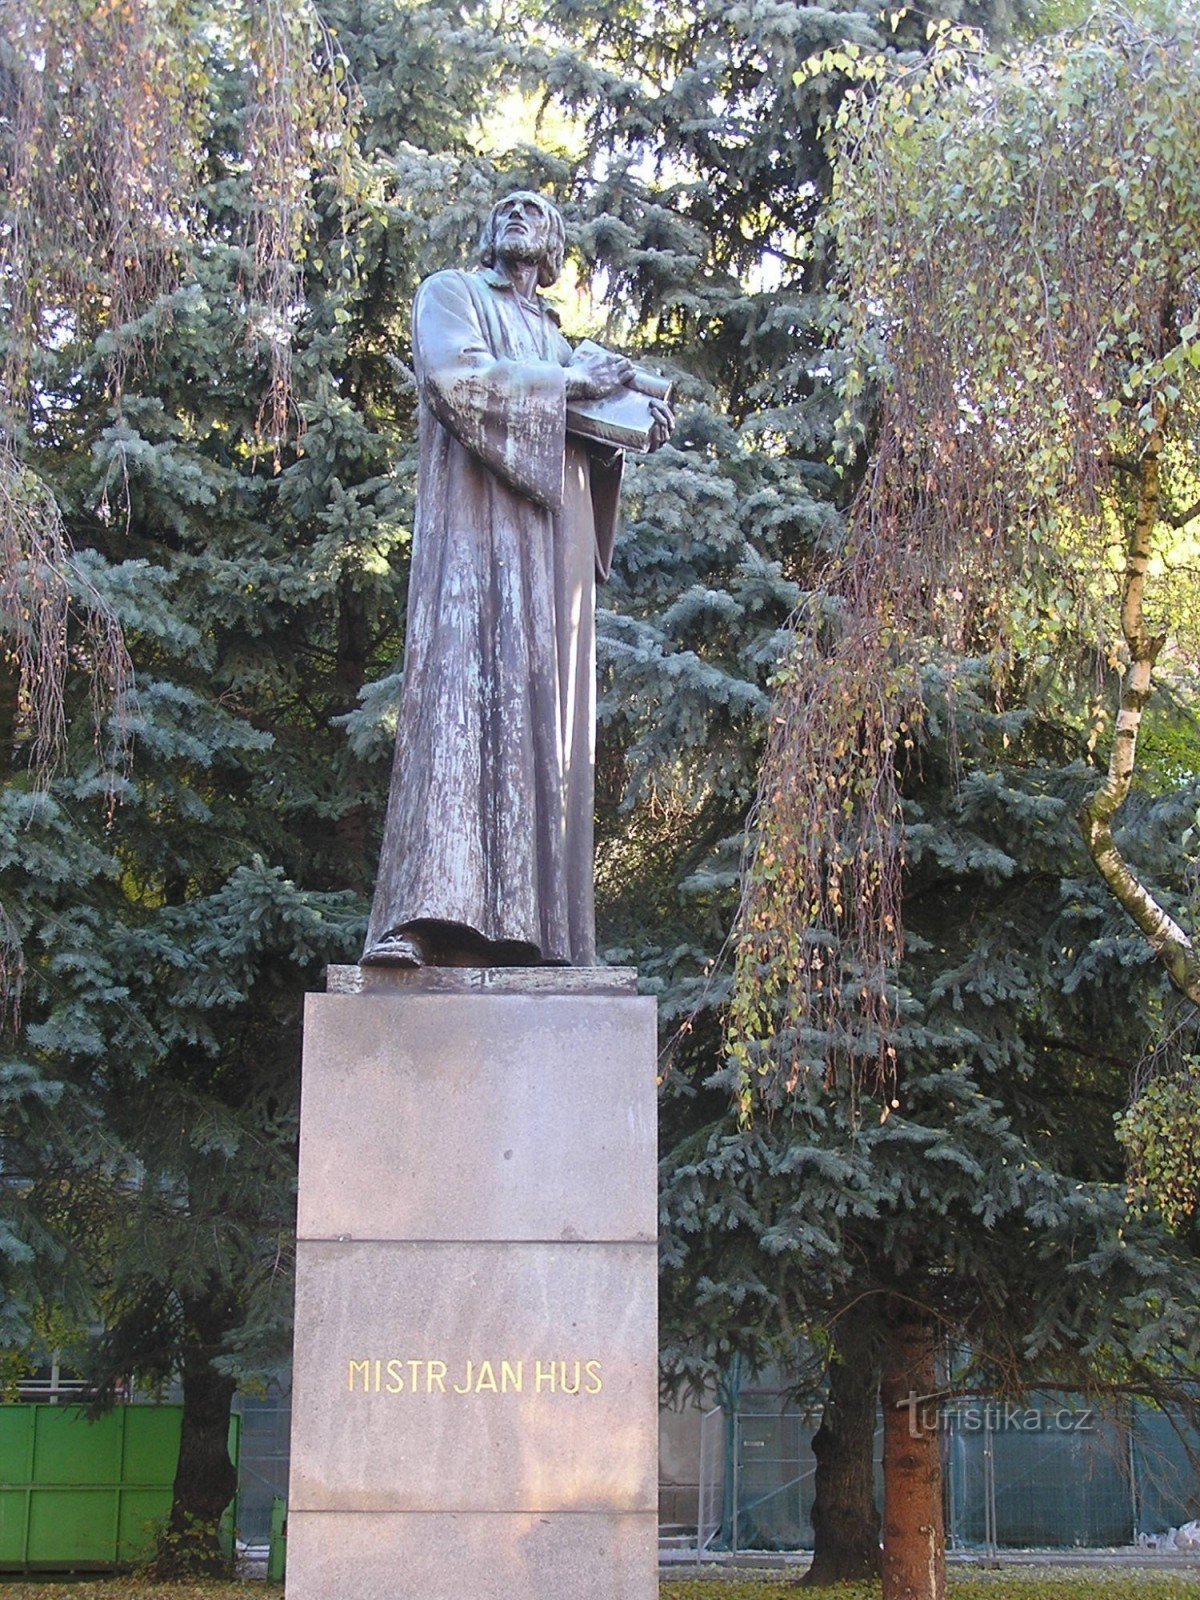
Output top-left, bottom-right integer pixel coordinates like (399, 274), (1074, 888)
(1, 1572), (1199, 1600)
(0, 1587), (262, 1600)
(661, 1576), (1200, 1600)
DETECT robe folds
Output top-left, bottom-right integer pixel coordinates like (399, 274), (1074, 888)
(363, 267), (623, 966)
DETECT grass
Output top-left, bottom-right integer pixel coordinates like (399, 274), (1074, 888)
(661, 1577), (1200, 1600)
(1, 1573), (1200, 1599)
(0, 1586), (261, 1599)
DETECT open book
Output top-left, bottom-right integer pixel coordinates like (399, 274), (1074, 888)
(565, 340), (673, 453)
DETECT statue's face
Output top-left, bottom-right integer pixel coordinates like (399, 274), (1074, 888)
(492, 193), (553, 267)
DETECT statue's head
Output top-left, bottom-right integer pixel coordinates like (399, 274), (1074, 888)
(478, 190), (567, 289)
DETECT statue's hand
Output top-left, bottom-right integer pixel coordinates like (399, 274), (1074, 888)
(565, 345), (635, 400)
(647, 397), (675, 452)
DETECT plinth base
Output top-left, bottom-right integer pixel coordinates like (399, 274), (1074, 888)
(287, 1511), (658, 1600)
(287, 968), (658, 1600)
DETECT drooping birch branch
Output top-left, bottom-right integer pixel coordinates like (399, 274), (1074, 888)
(1078, 419), (1200, 1006)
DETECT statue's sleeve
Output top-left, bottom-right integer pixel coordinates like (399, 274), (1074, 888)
(588, 445), (624, 581)
(413, 272), (566, 511)
(545, 325), (625, 581)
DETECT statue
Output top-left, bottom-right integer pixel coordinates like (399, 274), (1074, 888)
(361, 191), (674, 968)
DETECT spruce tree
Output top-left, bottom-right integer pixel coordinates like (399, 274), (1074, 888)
(515, 1), (1041, 1584)
(710, 20), (1200, 1592)
(0, 0), (505, 1569)
(663, 666), (1200, 1595)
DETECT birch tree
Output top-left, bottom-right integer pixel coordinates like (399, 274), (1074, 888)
(738, 11), (1200, 1167)
(729, 12), (1200, 1598)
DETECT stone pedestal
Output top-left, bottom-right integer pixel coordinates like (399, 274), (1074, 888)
(287, 967), (658, 1600)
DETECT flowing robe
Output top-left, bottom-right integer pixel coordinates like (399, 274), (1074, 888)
(363, 267), (623, 966)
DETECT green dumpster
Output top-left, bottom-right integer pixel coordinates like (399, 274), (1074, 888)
(0, 1403), (238, 1571)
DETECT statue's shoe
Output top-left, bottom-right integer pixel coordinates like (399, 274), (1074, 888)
(360, 921), (555, 968)
(360, 933), (426, 967)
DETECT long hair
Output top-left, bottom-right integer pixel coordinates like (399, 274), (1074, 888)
(477, 192), (567, 289)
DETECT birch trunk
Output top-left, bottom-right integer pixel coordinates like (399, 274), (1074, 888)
(1078, 421), (1200, 1005)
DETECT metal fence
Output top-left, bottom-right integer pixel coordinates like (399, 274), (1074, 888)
(697, 1406), (726, 1553)
(697, 1394), (1199, 1553)
(232, 1389), (291, 1547)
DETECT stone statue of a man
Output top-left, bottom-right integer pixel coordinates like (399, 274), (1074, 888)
(361, 191), (673, 968)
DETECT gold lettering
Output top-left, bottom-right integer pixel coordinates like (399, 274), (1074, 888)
(535, 1361), (556, 1393)
(350, 1355), (607, 1396)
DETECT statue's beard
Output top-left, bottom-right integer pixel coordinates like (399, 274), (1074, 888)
(496, 239), (545, 269)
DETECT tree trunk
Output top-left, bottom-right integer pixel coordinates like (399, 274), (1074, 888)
(332, 572), (370, 870)
(803, 1300), (882, 1586)
(880, 1309), (945, 1600)
(0, 653), (17, 776)
(1078, 415), (1200, 1005)
(152, 1292), (238, 1577)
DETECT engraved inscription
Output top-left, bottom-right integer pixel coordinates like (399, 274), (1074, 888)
(347, 1357), (604, 1395)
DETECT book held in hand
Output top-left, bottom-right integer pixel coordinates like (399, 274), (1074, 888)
(565, 340), (673, 453)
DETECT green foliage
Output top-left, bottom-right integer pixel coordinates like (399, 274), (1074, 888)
(0, 2), (358, 795)
(516, 0), (1032, 1044)
(829, 11), (1200, 529)
(664, 659), (1200, 1404)
(0, 0), (353, 424)
(138, 1511), (234, 1584)
(1118, 1059), (1200, 1230)
(0, 0), (510, 1564)
(732, 9), (1200, 1104)
(487, 0), (1200, 1498)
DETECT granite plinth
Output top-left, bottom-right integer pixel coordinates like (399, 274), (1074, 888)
(285, 1510), (659, 1600)
(290, 1239), (657, 1512)
(287, 975), (658, 1600)
(297, 991), (656, 1243)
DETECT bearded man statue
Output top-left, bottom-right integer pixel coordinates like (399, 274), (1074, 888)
(361, 191), (672, 968)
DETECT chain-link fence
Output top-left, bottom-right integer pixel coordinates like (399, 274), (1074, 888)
(233, 1389), (291, 1547)
(696, 1392), (1199, 1553)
